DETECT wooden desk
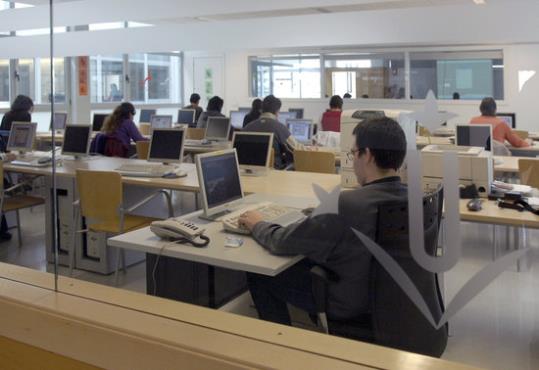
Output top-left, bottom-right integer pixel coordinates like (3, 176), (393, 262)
(242, 170), (341, 197)
(494, 156), (519, 173)
(459, 198), (539, 228)
(416, 136), (453, 148)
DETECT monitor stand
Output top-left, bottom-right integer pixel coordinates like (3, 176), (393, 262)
(199, 209), (233, 222)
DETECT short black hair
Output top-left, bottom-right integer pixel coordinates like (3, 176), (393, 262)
(11, 95), (33, 112)
(343, 93), (352, 99)
(207, 96), (224, 112)
(329, 95), (343, 109)
(479, 97), (496, 116)
(262, 95), (281, 114)
(190, 93), (201, 104)
(452, 92), (460, 100)
(352, 117), (407, 171)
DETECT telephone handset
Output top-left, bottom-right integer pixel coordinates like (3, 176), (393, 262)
(150, 219), (210, 247)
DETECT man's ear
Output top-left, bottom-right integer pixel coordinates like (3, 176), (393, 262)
(364, 148), (375, 164)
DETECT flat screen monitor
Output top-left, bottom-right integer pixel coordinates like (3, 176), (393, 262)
(205, 117), (231, 141)
(92, 114), (108, 132)
(177, 109), (196, 125)
(238, 107), (251, 113)
(232, 132), (273, 172)
(50, 112), (67, 131)
(140, 109), (156, 123)
(278, 111), (297, 123)
(496, 113), (516, 129)
(196, 149), (244, 218)
(230, 111), (248, 129)
(456, 124), (493, 151)
(351, 110), (386, 121)
(287, 119), (314, 143)
(150, 115), (173, 130)
(289, 108), (304, 119)
(7, 122), (37, 153)
(62, 125), (91, 157)
(148, 128), (185, 164)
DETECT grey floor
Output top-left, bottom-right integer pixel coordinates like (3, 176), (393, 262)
(2, 206), (539, 370)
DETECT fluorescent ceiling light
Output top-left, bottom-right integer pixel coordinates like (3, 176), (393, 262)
(472, 0), (486, 4)
(16, 26), (66, 36)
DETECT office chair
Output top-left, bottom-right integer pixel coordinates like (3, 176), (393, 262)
(71, 170), (173, 283)
(135, 141), (150, 160)
(293, 150), (336, 174)
(310, 187), (448, 357)
(0, 163), (44, 248)
(139, 123), (151, 136)
(519, 158), (539, 189)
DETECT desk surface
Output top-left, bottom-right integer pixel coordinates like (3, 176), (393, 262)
(460, 198), (539, 228)
(108, 194), (309, 276)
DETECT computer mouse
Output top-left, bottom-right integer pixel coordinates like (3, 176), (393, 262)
(162, 172), (180, 179)
(302, 207), (315, 216)
(38, 157), (52, 164)
(467, 198), (483, 212)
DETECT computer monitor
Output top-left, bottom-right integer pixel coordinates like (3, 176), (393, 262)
(150, 115), (173, 130)
(61, 125), (91, 158)
(196, 149), (244, 219)
(50, 112), (67, 131)
(92, 114), (108, 132)
(205, 117), (231, 141)
(351, 110), (386, 121)
(230, 111), (248, 129)
(287, 119), (314, 144)
(177, 109), (196, 125)
(140, 109), (156, 123)
(456, 124), (493, 151)
(278, 111), (297, 123)
(232, 132), (273, 175)
(148, 128), (185, 165)
(7, 122), (37, 153)
(238, 107), (251, 113)
(496, 113), (516, 129)
(289, 108), (304, 119)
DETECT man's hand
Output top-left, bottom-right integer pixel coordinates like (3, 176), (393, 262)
(4, 153), (16, 162)
(238, 210), (265, 231)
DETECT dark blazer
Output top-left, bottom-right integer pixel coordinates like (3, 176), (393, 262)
(0, 110), (31, 131)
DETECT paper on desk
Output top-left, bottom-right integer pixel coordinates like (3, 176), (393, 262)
(526, 197), (539, 207)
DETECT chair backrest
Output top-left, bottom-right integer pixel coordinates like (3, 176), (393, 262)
(320, 111), (341, 132)
(139, 123), (151, 136)
(519, 158), (539, 188)
(104, 137), (128, 158)
(136, 141), (150, 160)
(76, 170), (123, 227)
(293, 150), (336, 174)
(492, 140), (512, 156)
(513, 130), (529, 140)
(186, 128), (205, 140)
(371, 187), (447, 357)
(418, 126), (431, 137)
(89, 132), (107, 155)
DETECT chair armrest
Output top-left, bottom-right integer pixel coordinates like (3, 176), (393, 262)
(4, 182), (28, 194)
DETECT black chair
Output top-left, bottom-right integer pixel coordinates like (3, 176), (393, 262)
(311, 187), (447, 358)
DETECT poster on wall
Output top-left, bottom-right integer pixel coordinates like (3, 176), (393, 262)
(78, 56), (89, 96)
(205, 67), (214, 101)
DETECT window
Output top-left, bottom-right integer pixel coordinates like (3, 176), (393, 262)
(410, 50), (504, 100)
(251, 56), (321, 98)
(16, 58), (66, 104)
(90, 55), (124, 103)
(324, 53), (406, 99)
(128, 53), (182, 104)
(0, 59), (9, 108)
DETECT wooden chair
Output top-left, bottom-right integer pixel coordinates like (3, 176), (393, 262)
(0, 163), (44, 247)
(72, 170), (173, 283)
(269, 148), (275, 169)
(293, 150), (336, 174)
(513, 130), (529, 140)
(418, 126), (431, 137)
(139, 124), (151, 136)
(136, 141), (150, 160)
(186, 128), (206, 140)
(519, 159), (539, 188)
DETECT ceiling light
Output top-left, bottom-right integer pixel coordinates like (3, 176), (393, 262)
(473, 0), (486, 5)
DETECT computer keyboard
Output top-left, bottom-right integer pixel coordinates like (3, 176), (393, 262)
(185, 139), (210, 146)
(221, 202), (304, 234)
(115, 163), (184, 178)
(11, 155), (53, 167)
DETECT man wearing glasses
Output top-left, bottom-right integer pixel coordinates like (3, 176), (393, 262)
(239, 117), (408, 326)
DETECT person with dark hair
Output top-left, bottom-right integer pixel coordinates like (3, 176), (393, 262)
(238, 117), (408, 326)
(101, 102), (147, 157)
(343, 93), (352, 99)
(197, 96), (225, 128)
(320, 95), (343, 132)
(452, 92), (460, 100)
(470, 97), (529, 148)
(183, 93), (203, 122)
(243, 95), (301, 169)
(0, 95), (34, 131)
(243, 98), (262, 128)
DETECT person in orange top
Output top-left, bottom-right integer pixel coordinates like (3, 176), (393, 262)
(470, 97), (530, 148)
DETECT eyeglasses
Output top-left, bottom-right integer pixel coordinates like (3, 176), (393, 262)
(346, 148), (360, 161)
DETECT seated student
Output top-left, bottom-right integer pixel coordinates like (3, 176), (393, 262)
(243, 98), (262, 128)
(470, 97), (530, 148)
(320, 95), (343, 132)
(243, 95), (301, 169)
(183, 93), (204, 123)
(238, 117), (408, 325)
(197, 96), (225, 129)
(0, 95), (34, 132)
(101, 102), (148, 158)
